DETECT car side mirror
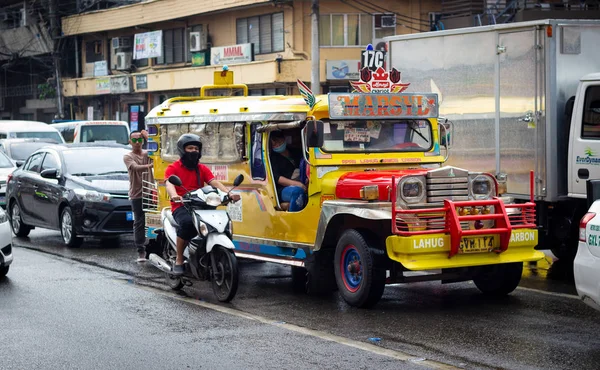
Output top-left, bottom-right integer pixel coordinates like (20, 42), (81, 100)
(41, 168), (58, 179)
(16, 160), (24, 168)
(305, 120), (324, 148)
(233, 174), (244, 187)
(167, 175), (183, 187)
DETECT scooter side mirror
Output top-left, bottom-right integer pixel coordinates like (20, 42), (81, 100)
(233, 174), (244, 187)
(167, 175), (183, 187)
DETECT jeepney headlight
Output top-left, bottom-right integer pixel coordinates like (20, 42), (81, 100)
(398, 176), (426, 204)
(469, 174), (496, 200)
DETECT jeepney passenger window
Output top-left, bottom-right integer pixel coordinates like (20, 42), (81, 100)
(250, 124), (266, 180)
(160, 124), (190, 162)
(582, 86), (600, 140)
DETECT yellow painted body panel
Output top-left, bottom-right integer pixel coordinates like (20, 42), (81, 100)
(386, 229), (544, 270)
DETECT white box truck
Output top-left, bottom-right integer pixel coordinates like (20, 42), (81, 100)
(385, 19), (600, 259)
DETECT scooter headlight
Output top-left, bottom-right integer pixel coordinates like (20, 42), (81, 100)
(193, 214), (209, 237)
(205, 192), (221, 207)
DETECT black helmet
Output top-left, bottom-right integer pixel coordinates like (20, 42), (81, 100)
(176, 133), (202, 158)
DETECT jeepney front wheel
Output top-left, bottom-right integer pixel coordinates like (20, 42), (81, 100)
(473, 262), (523, 296)
(334, 229), (386, 308)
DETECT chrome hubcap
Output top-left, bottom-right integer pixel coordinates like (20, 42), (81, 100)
(62, 211), (72, 243)
(11, 204), (20, 232)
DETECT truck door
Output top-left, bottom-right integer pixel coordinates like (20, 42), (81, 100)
(497, 29), (543, 197)
(569, 83), (600, 198)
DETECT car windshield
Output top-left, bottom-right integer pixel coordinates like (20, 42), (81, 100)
(321, 119), (433, 152)
(80, 125), (129, 145)
(63, 148), (129, 176)
(0, 151), (13, 168)
(8, 142), (55, 161)
(15, 131), (63, 142)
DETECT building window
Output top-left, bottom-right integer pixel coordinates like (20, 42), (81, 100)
(249, 88), (286, 96)
(156, 28), (185, 65)
(85, 40), (103, 63)
(582, 86), (600, 140)
(236, 12), (284, 55)
(319, 14), (373, 47)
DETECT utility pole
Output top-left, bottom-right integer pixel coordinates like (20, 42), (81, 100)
(311, 0), (321, 95)
(48, 0), (64, 118)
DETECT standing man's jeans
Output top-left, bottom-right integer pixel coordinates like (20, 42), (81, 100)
(131, 198), (146, 254)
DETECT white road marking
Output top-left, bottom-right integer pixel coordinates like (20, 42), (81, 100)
(132, 283), (462, 370)
(516, 286), (580, 300)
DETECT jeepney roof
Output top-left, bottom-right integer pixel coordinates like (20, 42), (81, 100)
(148, 95), (316, 117)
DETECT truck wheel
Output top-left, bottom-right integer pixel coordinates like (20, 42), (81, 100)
(473, 262), (523, 296)
(334, 229), (386, 308)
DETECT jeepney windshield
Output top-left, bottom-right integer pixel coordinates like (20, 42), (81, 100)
(321, 119), (433, 153)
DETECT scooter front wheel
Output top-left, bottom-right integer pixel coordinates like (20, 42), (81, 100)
(211, 245), (239, 302)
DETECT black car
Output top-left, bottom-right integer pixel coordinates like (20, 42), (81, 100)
(6, 143), (134, 247)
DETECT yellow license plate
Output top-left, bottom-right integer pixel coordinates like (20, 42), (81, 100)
(459, 236), (496, 253)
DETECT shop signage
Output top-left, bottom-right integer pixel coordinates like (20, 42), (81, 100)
(326, 60), (361, 80)
(192, 51), (209, 67)
(133, 30), (163, 59)
(94, 61), (108, 76)
(95, 78), (111, 94)
(135, 74), (147, 90)
(110, 76), (132, 94)
(328, 93), (438, 119)
(211, 43), (253, 65)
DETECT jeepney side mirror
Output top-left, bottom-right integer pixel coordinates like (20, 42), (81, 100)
(439, 118), (452, 148)
(305, 120), (324, 148)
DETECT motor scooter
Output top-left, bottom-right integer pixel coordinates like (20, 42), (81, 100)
(149, 174), (244, 302)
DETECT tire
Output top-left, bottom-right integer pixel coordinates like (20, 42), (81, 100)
(334, 229), (386, 308)
(0, 265), (8, 278)
(60, 207), (83, 248)
(10, 202), (31, 237)
(161, 235), (184, 291)
(211, 246), (239, 302)
(292, 250), (336, 295)
(291, 266), (308, 293)
(473, 262), (523, 296)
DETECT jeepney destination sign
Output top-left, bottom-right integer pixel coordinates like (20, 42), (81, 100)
(328, 93), (439, 119)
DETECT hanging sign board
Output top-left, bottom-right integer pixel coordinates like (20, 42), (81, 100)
(328, 93), (439, 119)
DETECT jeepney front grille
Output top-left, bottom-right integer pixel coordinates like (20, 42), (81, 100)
(425, 176), (469, 203)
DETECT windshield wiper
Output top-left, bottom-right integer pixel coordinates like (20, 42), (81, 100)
(71, 172), (96, 176)
(96, 171), (128, 176)
(408, 124), (429, 143)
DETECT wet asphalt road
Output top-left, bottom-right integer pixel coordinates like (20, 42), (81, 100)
(5, 229), (600, 370)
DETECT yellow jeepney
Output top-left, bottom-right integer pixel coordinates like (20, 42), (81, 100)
(143, 66), (543, 308)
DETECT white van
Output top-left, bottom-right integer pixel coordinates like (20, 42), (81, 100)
(52, 120), (130, 145)
(0, 120), (65, 143)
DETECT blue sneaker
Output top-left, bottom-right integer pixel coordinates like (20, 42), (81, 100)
(172, 264), (185, 275)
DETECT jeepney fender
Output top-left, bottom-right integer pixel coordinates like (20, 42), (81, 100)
(314, 200), (392, 251)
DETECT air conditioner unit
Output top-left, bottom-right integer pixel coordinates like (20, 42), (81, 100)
(189, 31), (207, 52)
(112, 37), (132, 50)
(115, 52), (132, 70)
(381, 14), (396, 28)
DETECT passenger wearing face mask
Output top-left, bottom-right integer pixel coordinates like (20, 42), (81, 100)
(269, 131), (306, 212)
(165, 133), (241, 275)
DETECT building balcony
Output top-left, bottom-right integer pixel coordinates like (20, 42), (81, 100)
(61, 0), (273, 36)
(61, 58), (312, 97)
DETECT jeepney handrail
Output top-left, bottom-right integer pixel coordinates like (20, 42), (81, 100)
(200, 84), (248, 97)
(159, 96), (202, 110)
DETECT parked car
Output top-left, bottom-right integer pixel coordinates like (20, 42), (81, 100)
(574, 200), (600, 312)
(0, 120), (65, 143)
(51, 120), (130, 145)
(6, 143), (133, 247)
(0, 150), (17, 209)
(0, 206), (12, 278)
(0, 138), (60, 167)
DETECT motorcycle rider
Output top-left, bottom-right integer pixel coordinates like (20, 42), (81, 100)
(165, 133), (241, 275)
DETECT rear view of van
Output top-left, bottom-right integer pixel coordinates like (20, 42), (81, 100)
(52, 120), (130, 145)
(0, 120), (65, 143)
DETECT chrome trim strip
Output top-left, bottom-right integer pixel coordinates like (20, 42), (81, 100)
(233, 252), (305, 267)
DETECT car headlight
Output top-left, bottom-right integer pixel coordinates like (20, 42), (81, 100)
(205, 192), (221, 207)
(0, 207), (7, 223)
(74, 188), (112, 202)
(469, 174), (496, 200)
(398, 176), (426, 204)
